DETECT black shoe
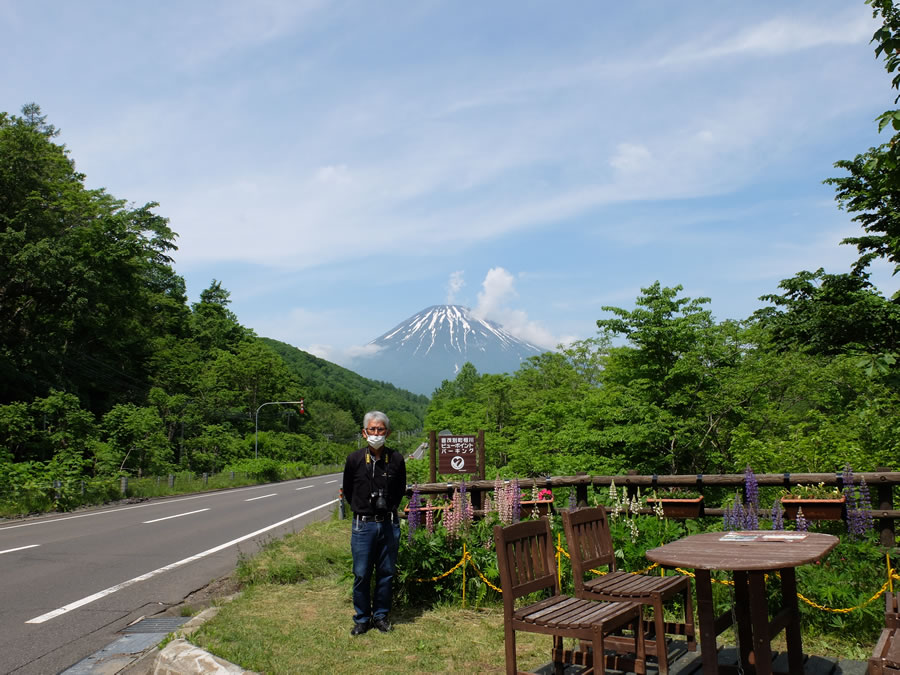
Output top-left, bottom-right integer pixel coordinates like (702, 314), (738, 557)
(350, 621), (370, 636)
(372, 617), (393, 633)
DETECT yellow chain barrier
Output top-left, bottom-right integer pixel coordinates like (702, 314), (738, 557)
(556, 544), (659, 576)
(410, 553), (469, 582)
(409, 541), (900, 615)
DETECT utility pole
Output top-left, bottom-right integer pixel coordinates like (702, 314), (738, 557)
(255, 399), (305, 459)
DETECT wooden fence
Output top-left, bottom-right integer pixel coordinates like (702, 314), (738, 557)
(407, 470), (900, 548)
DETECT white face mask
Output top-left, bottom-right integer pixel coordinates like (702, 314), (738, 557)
(367, 435), (386, 450)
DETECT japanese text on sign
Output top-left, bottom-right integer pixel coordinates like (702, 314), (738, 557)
(438, 435), (477, 474)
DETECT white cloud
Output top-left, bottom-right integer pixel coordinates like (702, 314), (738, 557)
(344, 343), (384, 360)
(472, 267), (569, 350)
(473, 268), (517, 318)
(446, 270), (465, 304)
(660, 9), (875, 66)
(609, 143), (653, 175)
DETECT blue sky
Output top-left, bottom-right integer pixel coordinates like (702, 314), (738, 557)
(3, 1), (898, 367)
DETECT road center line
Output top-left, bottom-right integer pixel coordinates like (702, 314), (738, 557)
(245, 493), (277, 502)
(295, 486), (312, 491)
(0, 544), (39, 555)
(324, 479), (338, 484)
(0, 477), (335, 532)
(142, 509), (209, 524)
(25, 499), (339, 624)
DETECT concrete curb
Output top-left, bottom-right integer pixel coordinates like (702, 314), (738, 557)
(120, 599), (256, 675)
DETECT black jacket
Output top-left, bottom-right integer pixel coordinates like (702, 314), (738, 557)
(342, 446), (407, 516)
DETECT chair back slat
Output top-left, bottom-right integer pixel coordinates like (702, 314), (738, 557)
(495, 519), (558, 603)
(561, 507), (617, 590)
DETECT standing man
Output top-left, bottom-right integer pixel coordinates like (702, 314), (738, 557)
(342, 411), (407, 635)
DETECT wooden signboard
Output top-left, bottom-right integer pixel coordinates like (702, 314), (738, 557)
(438, 435), (477, 474)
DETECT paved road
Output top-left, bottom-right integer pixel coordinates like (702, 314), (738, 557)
(0, 475), (342, 674)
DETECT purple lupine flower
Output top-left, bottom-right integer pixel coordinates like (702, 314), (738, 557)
(744, 466), (759, 511)
(842, 464), (857, 511)
(732, 493), (744, 530)
(425, 506), (434, 534)
(407, 484), (421, 543)
(858, 477), (875, 533)
(512, 478), (521, 523)
(796, 507), (809, 532)
(846, 475), (874, 540)
(771, 501), (784, 531)
(842, 464), (855, 496)
(740, 503), (756, 531)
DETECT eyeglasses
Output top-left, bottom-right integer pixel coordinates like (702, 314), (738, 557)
(365, 427), (387, 434)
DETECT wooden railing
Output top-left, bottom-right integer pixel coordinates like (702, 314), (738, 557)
(407, 470), (900, 548)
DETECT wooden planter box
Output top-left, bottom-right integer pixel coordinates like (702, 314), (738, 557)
(403, 505), (447, 520)
(646, 496), (704, 518)
(780, 495), (846, 521)
(520, 497), (554, 516)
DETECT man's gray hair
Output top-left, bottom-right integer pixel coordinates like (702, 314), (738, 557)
(363, 410), (391, 431)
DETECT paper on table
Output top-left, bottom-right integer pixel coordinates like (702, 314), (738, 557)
(759, 532), (808, 541)
(719, 532), (759, 541)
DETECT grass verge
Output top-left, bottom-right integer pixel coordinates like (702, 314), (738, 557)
(192, 516), (549, 673)
(190, 516), (877, 673)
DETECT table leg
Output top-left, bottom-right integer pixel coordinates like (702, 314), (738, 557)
(695, 569), (719, 674)
(748, 571), (773, 675)
(732, 570), (754, 669)
(780, 567), (803, 675)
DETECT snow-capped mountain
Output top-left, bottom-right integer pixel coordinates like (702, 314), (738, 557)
(351, 304), (546, 395)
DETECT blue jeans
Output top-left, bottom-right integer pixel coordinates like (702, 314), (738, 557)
(351, 517), (400, 624)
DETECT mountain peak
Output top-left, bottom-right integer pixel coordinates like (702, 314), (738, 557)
(351, 304), (545, 395)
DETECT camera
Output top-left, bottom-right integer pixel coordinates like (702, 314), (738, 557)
(370, 489), (388, 512)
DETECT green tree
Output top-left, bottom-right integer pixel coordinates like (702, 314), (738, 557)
(100, 403), (172, 476)
(0, 104), (182, 410)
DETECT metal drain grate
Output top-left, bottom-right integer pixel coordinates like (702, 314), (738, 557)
(123, 616), (189, 633)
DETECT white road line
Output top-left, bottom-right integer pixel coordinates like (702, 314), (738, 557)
(245, 493), (277, 502)
(0, 544), (39, 555)
(0, 481), (304, 532)
(295, 486), (312, 491)
(142, 509), (209, 524)
(25, 499), (339, 624)
(324, 480), (338, 484)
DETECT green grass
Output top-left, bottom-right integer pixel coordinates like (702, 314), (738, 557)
(190, 516), (882, 673)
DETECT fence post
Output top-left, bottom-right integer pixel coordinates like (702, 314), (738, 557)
(168, 474), (174, 488)
(576, 473), (588, 507)
(120, 476), (128, 495)
(877, 466), (895, 548)
(470, 486), (482, 511)
(203, 472), (208, 486)
(54, 480), (61, 502)
(230, 471), (235, 481)
(80, 480), (85, 496)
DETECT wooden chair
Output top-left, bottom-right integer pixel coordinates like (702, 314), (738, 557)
(871, 627), (900, 675)
(494, 518), (646, 675)
(561, 507), (696, 675)
(887, 590), (900, 629)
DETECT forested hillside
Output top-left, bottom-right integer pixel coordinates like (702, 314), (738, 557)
(0, 105), (425, 498)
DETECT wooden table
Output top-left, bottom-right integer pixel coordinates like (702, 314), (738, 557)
(646, 532), (839, 675)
